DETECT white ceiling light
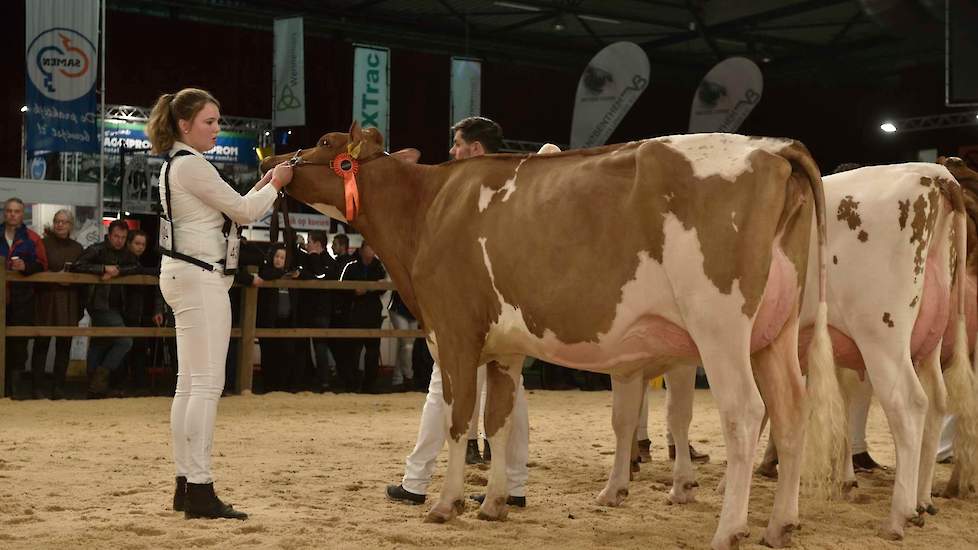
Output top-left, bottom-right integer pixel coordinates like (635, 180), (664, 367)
(579, 14), (621, 24)
(494, 1), (541, 11)
(880, 122), (897, 133)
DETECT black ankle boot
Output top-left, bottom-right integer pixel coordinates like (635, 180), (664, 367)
(185, 482), (247, 520)
(465, 439), (483, 465)
(173, 476), (187, 511)
(483, 438), (492, 462)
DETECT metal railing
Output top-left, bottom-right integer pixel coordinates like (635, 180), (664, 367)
(0, 260), (425, 397)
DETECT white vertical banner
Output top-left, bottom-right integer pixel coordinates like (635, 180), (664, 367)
(273, 16), (305, 127)
(450, 57), (481, 124)
(688, 57), (763, 133)
(353, 44), (390, 147)
(570, 42), (650, 149)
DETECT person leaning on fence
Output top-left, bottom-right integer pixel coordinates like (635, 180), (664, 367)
(387, 291), (416, 392)
(294, 230), (339, 393)
(123, 229), (164, 395)
(337, 242), (387, 394)
(147, 87), (293, 520)
(31, 208), (83, 400)
(327, 233), (353, 392)
(256, 244), (301, 393)
(72, 219), (140, 399)
(2, 197), (48, 398)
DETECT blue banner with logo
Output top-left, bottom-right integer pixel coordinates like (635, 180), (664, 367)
(103, 121), (259, 166)
(25, 0), (100, 154)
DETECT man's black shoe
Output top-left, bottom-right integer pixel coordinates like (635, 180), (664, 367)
(853, 451), (888, 472)
(466, 439), (483, 464)
(386, 484), (425, 505)
(469, 493), (526, 508)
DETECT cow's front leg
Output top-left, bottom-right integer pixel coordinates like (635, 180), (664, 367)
(598, 370), (644, 507)
(478, 359), (525, 520)
(425, 360), (477, 523)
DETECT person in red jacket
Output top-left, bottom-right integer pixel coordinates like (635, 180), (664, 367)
(2, 197), (48, 398)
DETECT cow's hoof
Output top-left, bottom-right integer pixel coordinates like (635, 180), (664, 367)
(423, 499), (464, 523)
(909, 514), (925, 528)
(941, 483), (961, 498)
(713, 527), (750, 550)
(477, 497), (508, 522)
(760, 523), (799, 548)
(755, 461), (778, 480)
(667, 481), (698, 505)
(916, 503), (937, 516)
(925, 504), (938, 515)
(596, 486), (628, 507)
(879, 523), (904, 541)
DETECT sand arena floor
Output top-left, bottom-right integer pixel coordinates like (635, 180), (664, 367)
(1, 389), (976, 549)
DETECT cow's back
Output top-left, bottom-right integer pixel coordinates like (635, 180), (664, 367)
(414, 134), (819, 369)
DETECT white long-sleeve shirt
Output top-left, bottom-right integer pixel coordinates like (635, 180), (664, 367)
(160, 141), (278, 266)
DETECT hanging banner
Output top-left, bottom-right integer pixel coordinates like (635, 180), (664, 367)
(25, 0), (100, 153)
(450, 57), (481, 124)
(273, 17), (305, 127)
(353, 44), (390, 147)
(688, 56), (763, 133)
(102, 120), (259, 166)
(570, 42), (649, 149)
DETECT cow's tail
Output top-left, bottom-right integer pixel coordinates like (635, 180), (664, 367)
(938, 176), (978, 492)
(783, 142), (846, 498)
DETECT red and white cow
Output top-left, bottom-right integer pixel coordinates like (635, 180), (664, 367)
(663, 162), (976, 541)
(262, 124), (844, 550)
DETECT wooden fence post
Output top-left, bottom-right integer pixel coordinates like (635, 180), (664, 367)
(236, 285), (258, 394)
(0, 258), (6, 399)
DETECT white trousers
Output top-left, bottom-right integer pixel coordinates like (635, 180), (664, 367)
(159, 261), (233, 484)
(848, 375), (874, 454)
(389, 312), (417, 385)
(401, 363), (529, 497)
(937, 415), (956, 462)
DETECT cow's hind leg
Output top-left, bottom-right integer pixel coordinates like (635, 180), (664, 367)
(665, 363), (699, 504)
(478, 358), (524, 521)
(917, 343), (947, 515)
(752, 307), (804, 548)
(695, 333), (763, 550)
(858, 343), (927, 540)
(598, 369), (645, 507)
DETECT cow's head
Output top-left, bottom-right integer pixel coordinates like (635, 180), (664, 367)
(260, 121), (420, 223)
(940, 156), (978, 184)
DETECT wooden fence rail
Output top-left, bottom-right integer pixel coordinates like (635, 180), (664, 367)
(0, 260), (426, 397)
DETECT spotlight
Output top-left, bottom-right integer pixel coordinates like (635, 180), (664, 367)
(880, 122), (897, 133)
(20, 105), (28, 113)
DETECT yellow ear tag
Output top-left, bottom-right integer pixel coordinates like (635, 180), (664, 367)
(347, 141), (362, 160)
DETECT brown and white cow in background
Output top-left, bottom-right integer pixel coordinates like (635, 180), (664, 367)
(677, 162), (978, 540)
(262, 123), (845, 550)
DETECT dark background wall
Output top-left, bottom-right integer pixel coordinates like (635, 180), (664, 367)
(2, 3), (976, 181)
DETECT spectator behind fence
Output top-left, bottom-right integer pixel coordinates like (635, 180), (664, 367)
(257, 244), (301, 393)
(388, 292), (416, 392)
(72, 219), (139, 398)
(294, 231), (339, 393)
(224, 237), (265, 394)
(123, 229), (164, 395)
(32, 209), (83, 400)
(2, 197), (48, 398)
(327, 233), (353, 392)
(337, 242), (387, 394)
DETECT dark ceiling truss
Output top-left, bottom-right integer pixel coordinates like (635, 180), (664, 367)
(108, 0), (945, 82)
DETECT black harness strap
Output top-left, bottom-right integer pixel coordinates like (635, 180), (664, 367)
(160, 150), (217, 271)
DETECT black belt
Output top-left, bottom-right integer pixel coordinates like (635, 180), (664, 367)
(160, 249), (226, 272)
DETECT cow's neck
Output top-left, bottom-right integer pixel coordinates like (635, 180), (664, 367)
(351, 160), (445, 324)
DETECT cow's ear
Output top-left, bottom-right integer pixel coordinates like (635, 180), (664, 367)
(349, 121), (363, 143)
(391, 148), (420, 164)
